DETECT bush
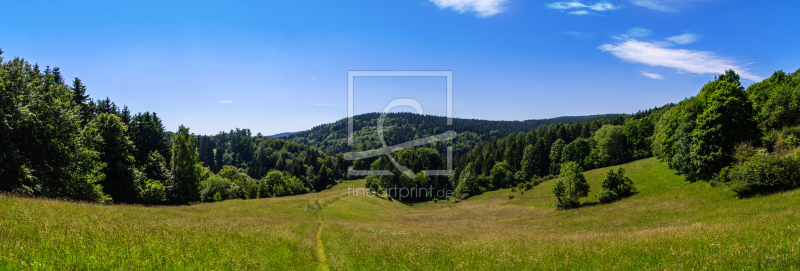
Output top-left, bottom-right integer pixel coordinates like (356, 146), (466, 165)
(200, 176), (235, 202)
(553, 162), (590, 209)
(596, 167), (636, 203)
(728, 153), (800, 198)
(432, 198), (438, 203)
(139, 179), (167, 205)
(247, 183), (258, 199)
(507, 194), (514, 200)
(596, 189), (618, 204)
(213, 192), (222, 202)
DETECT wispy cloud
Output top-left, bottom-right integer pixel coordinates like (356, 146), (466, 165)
(599, 39), (760, 81)
(218, 100), (234, 103)
(629, 0), (710, 12)
(639, 70), (664, 79)
(563, 31), (595, 41)
(613, 27), (651, 39)
(546, 1), (621, 11)
(666, 33), (699, 44)
(569, 10), (590, 15)
(430, 0), (508, 17)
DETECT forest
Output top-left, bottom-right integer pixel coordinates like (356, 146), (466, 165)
(0, 51), (346, 205)
(3, 48), (800, 205)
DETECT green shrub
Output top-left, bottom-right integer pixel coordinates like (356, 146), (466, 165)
(507, 194), (514, 200)
(247, 183), (258, 199)
(728, 153), (800, 198)
(596, 168), (636, 203)
(213, 192), (222, 202)
(596, 189), (618, 204)
(200, 176), (235, 202)
(432, 198), (438, 203)
(139, 179), (167, 205)
(553, 162), (590, 209)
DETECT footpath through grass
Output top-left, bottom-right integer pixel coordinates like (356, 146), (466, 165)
(2, 157), (799, 270)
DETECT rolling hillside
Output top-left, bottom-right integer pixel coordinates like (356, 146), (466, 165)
(283, 112), (624, 156)
(2, 157), (798, 270)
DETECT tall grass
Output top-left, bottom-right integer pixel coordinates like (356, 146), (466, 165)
(2, 157), (799, 270)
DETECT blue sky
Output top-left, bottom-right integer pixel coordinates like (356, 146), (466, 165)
(1, 0), (798, 135)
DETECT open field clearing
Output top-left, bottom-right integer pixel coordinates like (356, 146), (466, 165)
(2, 157), (799, 270)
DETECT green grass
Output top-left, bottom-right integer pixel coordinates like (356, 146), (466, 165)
(3, 157), (800, 270)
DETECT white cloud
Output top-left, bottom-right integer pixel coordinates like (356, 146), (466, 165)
(546, 1), (621, 11)
(629, 0), (711, 12)
(613, 27), (652, 40)
(569, 10), (590, 15)
(639, 71), (664, 79)
(218, 100), (234, 103)
(430, 0), (507, 17)
(666, 33), (698, 44)
(563, 31), (595, 41)
(588, 2), (619, 10)
(599, 39), (760, 81)
(627, 27), (651, 37)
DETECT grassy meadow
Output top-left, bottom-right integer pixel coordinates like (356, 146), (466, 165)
(2, 157), (799, 270)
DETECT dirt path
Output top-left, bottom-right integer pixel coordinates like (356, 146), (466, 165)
(313, 195), (344, 271)
(315, 207), (330, 271)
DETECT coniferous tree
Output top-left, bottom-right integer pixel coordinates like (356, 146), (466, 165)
(84, 113), (139, 203)
(70, 77), (92, 126)
(169, 125), (201, 204)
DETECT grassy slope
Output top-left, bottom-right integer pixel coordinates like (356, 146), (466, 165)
(2, 157), (799, 270)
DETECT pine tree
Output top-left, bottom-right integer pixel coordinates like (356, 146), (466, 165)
(169, 125), (201, 204)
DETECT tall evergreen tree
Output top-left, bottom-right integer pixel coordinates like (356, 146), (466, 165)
(84, 113), (139, 203)
(169, 125), (201, 204)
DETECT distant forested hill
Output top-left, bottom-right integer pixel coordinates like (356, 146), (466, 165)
(283, 112), (621, 156)
(268, 131), (298, 138)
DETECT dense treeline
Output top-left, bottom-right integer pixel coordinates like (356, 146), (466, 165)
(450, 109), (671, 199)
(285, 112), (616, 157)
(5, 47), (798, 204)
(195, 129), (349, 192)
(0, 51), (175, 203)
(0, 52), (344, 204)
(363, 147), (453, 200)
(653, 69), (800, 197)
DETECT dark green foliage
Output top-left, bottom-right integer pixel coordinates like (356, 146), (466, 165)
(139, 179), (167, 205)
(169, 125), (201, 204)
(728, 151), (800, 198)
(489, 161), (511, 189)
(549, 139), (566, 175)
(197, 136), (215, 170)
(0, 51), (340, 204)
(129, 112), (171, 174)
(553, 162), (590, 209)
(214, 145), (224, 173)
(590, 125), (628, 167)
(84, 113), (140, 203)
(597, 168), (636, 203)
(0, 56), (107, 201)
(200, 175), (237, 202)
(561, 137), (592, 168)
(653, 70), (760, 180)
(141, 151), (171, 185)
(691, 79), (759, 179)
(365, 147), (451, 200)
(455, 163), (479, 199)
(285, 112), (612, 157)
(71, 77), (92, 126)
(746, 70), (800, 131)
